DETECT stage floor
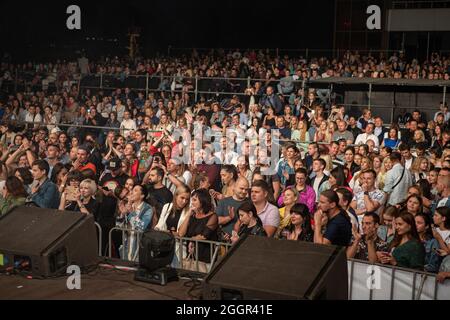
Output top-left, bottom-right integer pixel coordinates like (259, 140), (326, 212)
(0, 267), (200, 300)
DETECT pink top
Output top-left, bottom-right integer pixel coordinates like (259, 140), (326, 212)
(277, 185), (316, 214)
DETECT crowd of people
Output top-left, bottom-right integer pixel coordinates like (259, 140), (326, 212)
(0, 50), (450, 285)
(2, 49), (450, 104)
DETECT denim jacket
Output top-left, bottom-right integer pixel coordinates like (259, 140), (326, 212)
(117, 202), (153, 262)
(31, 179), (60, 209)
(423, 238), (442, 273)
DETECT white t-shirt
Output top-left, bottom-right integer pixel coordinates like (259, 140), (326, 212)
(313, 177), (322, 199)
(405, 158), (414, 171)
(437, 228), (450, 245)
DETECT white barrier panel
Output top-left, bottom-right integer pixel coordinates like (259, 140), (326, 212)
(348, 260), (450, 300)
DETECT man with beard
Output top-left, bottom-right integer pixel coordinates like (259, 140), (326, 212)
(144, 166), (173, 216)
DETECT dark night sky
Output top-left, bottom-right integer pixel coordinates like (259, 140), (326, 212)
(0, 0), (335, 61)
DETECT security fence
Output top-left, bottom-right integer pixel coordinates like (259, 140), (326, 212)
(100, 225), (450, 300)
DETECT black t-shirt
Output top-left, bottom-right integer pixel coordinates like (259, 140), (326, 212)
(65, 198), (100, 220)
(165, 208), (182, 232)
(323, 210), (352, 247)
(198, 109), (213, 120)
(98, 173), (129, 224)
(146, 185), (173, 215)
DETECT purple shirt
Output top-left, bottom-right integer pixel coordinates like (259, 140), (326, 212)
(277, 185), (316, 214)
(258, 202), (280, 228)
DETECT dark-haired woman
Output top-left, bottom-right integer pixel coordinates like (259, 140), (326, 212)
(116, 185), (153, 262)
(279, 203), (313, 242)
(0, 176), (28, 215)
(415, 213), (441, 273)
(14, 167), (34, 195)
(378, 211), (425, 270)
(433, 207), (450, 256)
(179, 189), (218, 272)
(231, 201), (266, 244)
(344, 146), (360, 182)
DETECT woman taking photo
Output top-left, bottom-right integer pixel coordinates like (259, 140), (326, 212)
(116, 185), (153, 262)
(231, 201), (266, 244)
(378, 206), (398, 244)
(278, 203), (313, 242)
(179, 189), (218, 272)
(0, 176), (28, 215)
(378, 211), (425, 270)
(59, 179), (99, 216)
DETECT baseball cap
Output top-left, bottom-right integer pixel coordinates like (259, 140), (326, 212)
(107, 157), (122, 170)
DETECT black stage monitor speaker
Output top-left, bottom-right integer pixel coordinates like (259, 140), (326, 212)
(0, 206), (99, 278)
(203, 236), (348, 300)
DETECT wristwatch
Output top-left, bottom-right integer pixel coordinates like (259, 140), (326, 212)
(364, 191), (369, 196)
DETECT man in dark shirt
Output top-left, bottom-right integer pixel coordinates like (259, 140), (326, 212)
(145, 167), (173, 215)
(314, 190), (352, 247)
(99, 157), (129, 254)
(274, 116), (291, 140)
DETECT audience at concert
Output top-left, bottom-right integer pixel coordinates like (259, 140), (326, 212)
(1, 49), (450, 281)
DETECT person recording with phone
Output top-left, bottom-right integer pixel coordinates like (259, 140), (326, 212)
(231, 201), (266, 244)
(377, 211), (425, 270)
(59, 178), (99, 216)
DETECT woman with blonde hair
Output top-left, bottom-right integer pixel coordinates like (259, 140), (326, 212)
(155, 184), (191, 267)
(59, 178), (99, 216)
(314, 120), (329, 143)
(412, 130), (427, 148)
(277, 187), (299, 237)
(411, 156), (431, 183)
(376, 157), (392, 190)
(320, 154), (334, 176)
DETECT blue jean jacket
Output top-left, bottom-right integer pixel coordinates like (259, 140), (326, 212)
(118, 202), (153, 262)
(31, 179), (60, 209)
(423, 238), (442, 273)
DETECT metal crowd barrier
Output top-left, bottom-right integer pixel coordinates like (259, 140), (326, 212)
(101, 225), (449, 299)
(347, 259), (450, 300)
(94, 222), (103, 257)
(107, 226), (232, 273)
